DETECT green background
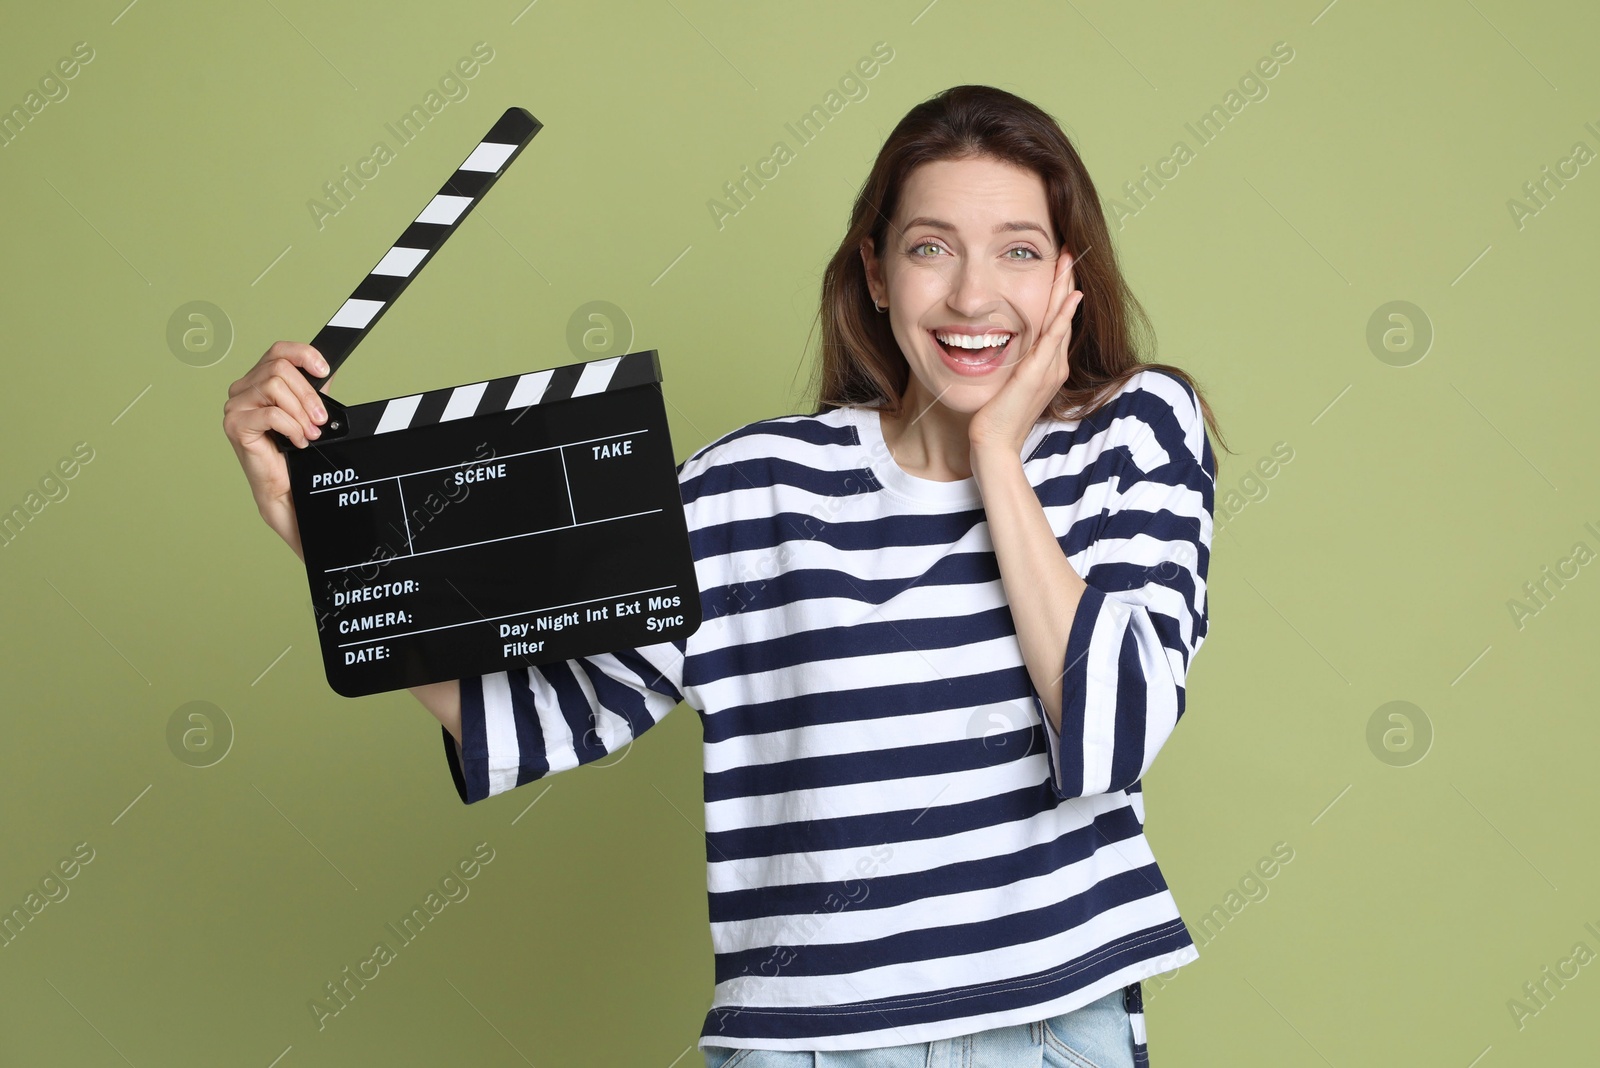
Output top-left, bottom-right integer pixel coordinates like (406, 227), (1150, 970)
(2, 0), (1596, 1064)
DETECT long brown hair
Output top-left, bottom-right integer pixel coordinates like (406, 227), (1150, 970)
(804, 84), (1230, 464)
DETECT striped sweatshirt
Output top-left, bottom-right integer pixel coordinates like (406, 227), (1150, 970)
(440, 367), (1215, 1060)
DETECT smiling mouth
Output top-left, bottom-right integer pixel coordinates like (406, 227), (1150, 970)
(929, 329), (1016, 368)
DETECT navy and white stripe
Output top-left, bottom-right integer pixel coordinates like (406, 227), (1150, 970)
(307, 106), (541, 387)
(327, 349), (662, 440)
(1126, 981), (1150, 1067)
(441, 368), (1214, 1059)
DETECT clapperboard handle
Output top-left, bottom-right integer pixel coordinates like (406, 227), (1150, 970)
(270, 106), (543, 449)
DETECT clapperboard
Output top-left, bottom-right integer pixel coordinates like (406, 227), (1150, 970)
(273, 106), (701, 698)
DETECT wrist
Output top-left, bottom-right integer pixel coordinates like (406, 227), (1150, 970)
(260, 504), (304, 562)
(968, 416), (1031, 455)
(969, 438), (1026, 470)
(969, 442), (1026, 494)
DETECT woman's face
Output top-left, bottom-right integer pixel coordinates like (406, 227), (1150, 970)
(861, 155), (1064, 418)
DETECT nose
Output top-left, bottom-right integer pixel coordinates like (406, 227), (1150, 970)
(941, 253), (1005, 322)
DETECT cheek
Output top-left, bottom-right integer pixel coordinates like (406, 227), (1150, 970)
(1017, 282), (1057, 333)
(891, 321), (929, 362)
(891, 263), (955, 301)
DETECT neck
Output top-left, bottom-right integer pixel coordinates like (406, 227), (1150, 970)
(879, 379), (973, 482)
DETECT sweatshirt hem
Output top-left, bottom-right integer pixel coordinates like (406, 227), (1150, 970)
(697, 917), (1198, 1051)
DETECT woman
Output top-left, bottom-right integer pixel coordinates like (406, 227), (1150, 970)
(224, 84), (1225, 1067)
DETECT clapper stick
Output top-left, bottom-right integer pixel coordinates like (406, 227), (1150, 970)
(274, 106), (541, 441)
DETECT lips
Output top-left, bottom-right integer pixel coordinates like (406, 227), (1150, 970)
(929, 329), (1016, 376)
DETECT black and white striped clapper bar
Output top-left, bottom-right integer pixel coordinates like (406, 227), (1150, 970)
(273, 107), (701, 698)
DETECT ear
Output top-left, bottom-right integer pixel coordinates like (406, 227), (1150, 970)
(859, 237), (882, 304)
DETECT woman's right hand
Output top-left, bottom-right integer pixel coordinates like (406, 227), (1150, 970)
(221, 341), (336, 559)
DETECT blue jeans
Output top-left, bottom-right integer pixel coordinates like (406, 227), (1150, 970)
(702, 986), (1136, 1068)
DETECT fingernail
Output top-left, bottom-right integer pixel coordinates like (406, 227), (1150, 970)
(317, 360), (329, 374)
(309, 424), (320, 438)
(314, 405), (326, 421)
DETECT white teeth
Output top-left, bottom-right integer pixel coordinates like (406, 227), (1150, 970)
(935, 331), (1011, 349)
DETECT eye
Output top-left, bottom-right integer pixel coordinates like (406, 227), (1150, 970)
(908, 241), (945, 257)
(1005, 246), (1041, 260)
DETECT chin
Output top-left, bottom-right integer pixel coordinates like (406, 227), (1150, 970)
(907, 372), (1004, 416)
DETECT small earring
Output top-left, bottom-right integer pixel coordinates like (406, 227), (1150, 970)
(873, 296), (887, 313)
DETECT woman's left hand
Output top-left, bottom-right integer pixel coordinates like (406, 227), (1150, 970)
(967, 249), (1083, 456)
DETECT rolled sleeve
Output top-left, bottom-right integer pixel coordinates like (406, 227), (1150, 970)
(1036, 374), (1214, 801)
(445, 641), (687, 805)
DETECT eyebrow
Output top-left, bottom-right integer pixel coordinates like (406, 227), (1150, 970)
(903, 216), (1052, 239)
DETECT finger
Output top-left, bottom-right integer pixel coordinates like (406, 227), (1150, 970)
(1053, 250), (1077, 314)
(229, 342), (329, 399)
(269, 355), (331, 426)
(1000, 250), (1078, 384)
(1031, 267), (1078, 364)
(1030, 288), (1080, 384)
(254, 373), (322, 441)
(236, 400), (314, 450)
(1053, 252), (1078, 337)
(1006, 262), (1070, 371)
(1050, 290), (1083, 357)
(1038, 253), (1074, 332)
(1058, 290), (1084, 363)
(1051, 248), (1073, 301)
(273, 339), (330, 380)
